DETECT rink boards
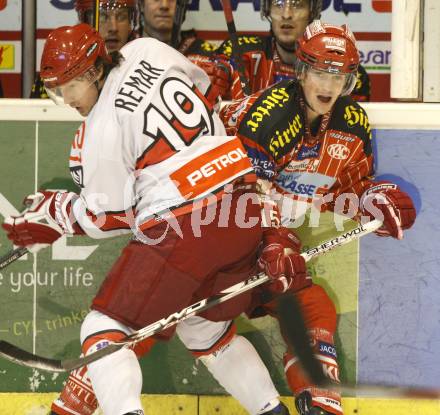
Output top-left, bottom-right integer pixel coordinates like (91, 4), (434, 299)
(0, 119), (359, 396)
(0, 101), (439, 413)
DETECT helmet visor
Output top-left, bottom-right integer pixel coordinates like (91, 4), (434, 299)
(44, 66), (100, 106)
(296, 61), (357, 96)
(271, 0), (309, 7)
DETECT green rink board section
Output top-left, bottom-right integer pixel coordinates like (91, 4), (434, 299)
(0, 121), (358, 394)
(1, 394), (440, 415)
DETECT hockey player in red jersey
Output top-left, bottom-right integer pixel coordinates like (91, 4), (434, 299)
(216, 0), (370, 102)
(2, 24), (307, 415)
(220, 21), (416, 415)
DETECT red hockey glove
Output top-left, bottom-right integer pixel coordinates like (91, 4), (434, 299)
(257, 227), (311, 294)
(196, 57), (232, 101)
(360, 182), (416, 239)
(2, 191), (79, 248)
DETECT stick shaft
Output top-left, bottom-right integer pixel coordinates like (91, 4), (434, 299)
(0, 220), (381, 372)
(221, 0), (251, 95)
(0, 247), (28, 270)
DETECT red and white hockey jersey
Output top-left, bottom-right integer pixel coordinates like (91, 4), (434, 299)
(69, 38), (254, 238)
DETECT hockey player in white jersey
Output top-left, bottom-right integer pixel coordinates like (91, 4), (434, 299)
(1, 24), (308, 415)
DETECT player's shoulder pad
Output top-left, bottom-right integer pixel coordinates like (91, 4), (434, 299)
(238, 80), (304, 158)
(217, 34), (269, 58)
(330, 95), (373, 156)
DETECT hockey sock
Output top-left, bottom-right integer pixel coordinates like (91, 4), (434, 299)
(199, 334), (280, 415)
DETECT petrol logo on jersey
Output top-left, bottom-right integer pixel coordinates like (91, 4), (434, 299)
(343, 104), (372, 139)
(327, 143), (350, 160)
(297, 142), (321, 160)
(170, 138), (252, 199)
(268, 113), (303, 158)
(245, 87), (290, 133)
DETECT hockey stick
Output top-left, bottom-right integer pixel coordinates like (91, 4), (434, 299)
(221, 0), (251, 95)
(92, 0), (100, 32)
(171, 0), (189, 49)
(0, 219), (382, 373)
(0, 246), (28, 270)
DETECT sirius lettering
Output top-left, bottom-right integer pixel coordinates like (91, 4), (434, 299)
(246, 88), (290, 132)
(187, 147), (248, 186)
(115, 60), (165, 112)
(269, 114), (303, 157)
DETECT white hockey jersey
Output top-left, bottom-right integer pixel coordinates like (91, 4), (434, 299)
(69, 38), (254, 239)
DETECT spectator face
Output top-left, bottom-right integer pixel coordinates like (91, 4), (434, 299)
(142, 0), (176, 41)
(270, 0), (310, 50)
(98, 7), (133, 52)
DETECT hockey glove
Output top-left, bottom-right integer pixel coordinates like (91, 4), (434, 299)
(257, 227), (311, 294)
(197, 57), (232, 102)
(2, 191), (79, 248)
(360, 182), (416, 239)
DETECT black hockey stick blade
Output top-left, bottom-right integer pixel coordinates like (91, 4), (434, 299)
(0, 340), (125, 373)
(276, 293), (327, 386)
(0, 247), (28, 270)
(0, 340), (64, 372)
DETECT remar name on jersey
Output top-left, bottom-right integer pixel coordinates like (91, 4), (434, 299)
(115, 60), (165, 112)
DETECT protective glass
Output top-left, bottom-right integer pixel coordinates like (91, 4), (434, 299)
(296, 61), (357, 96)
(44, 66), (100, 106)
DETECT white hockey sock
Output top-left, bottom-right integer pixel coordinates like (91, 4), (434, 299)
(199, 335), (280, 415)
(86, 347), (143, 415)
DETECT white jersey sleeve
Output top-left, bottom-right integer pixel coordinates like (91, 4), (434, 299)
(69, 38), (254, 239)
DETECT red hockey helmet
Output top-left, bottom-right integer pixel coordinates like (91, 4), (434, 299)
(295, 21), (359, 95)
(40, 23), (111, 89)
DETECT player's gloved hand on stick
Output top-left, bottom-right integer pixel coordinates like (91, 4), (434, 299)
(257, 227), (311, 294)
(197, 57), (232, 101)
(360, 181), (416, 239)
(2, 191), (78, 247)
